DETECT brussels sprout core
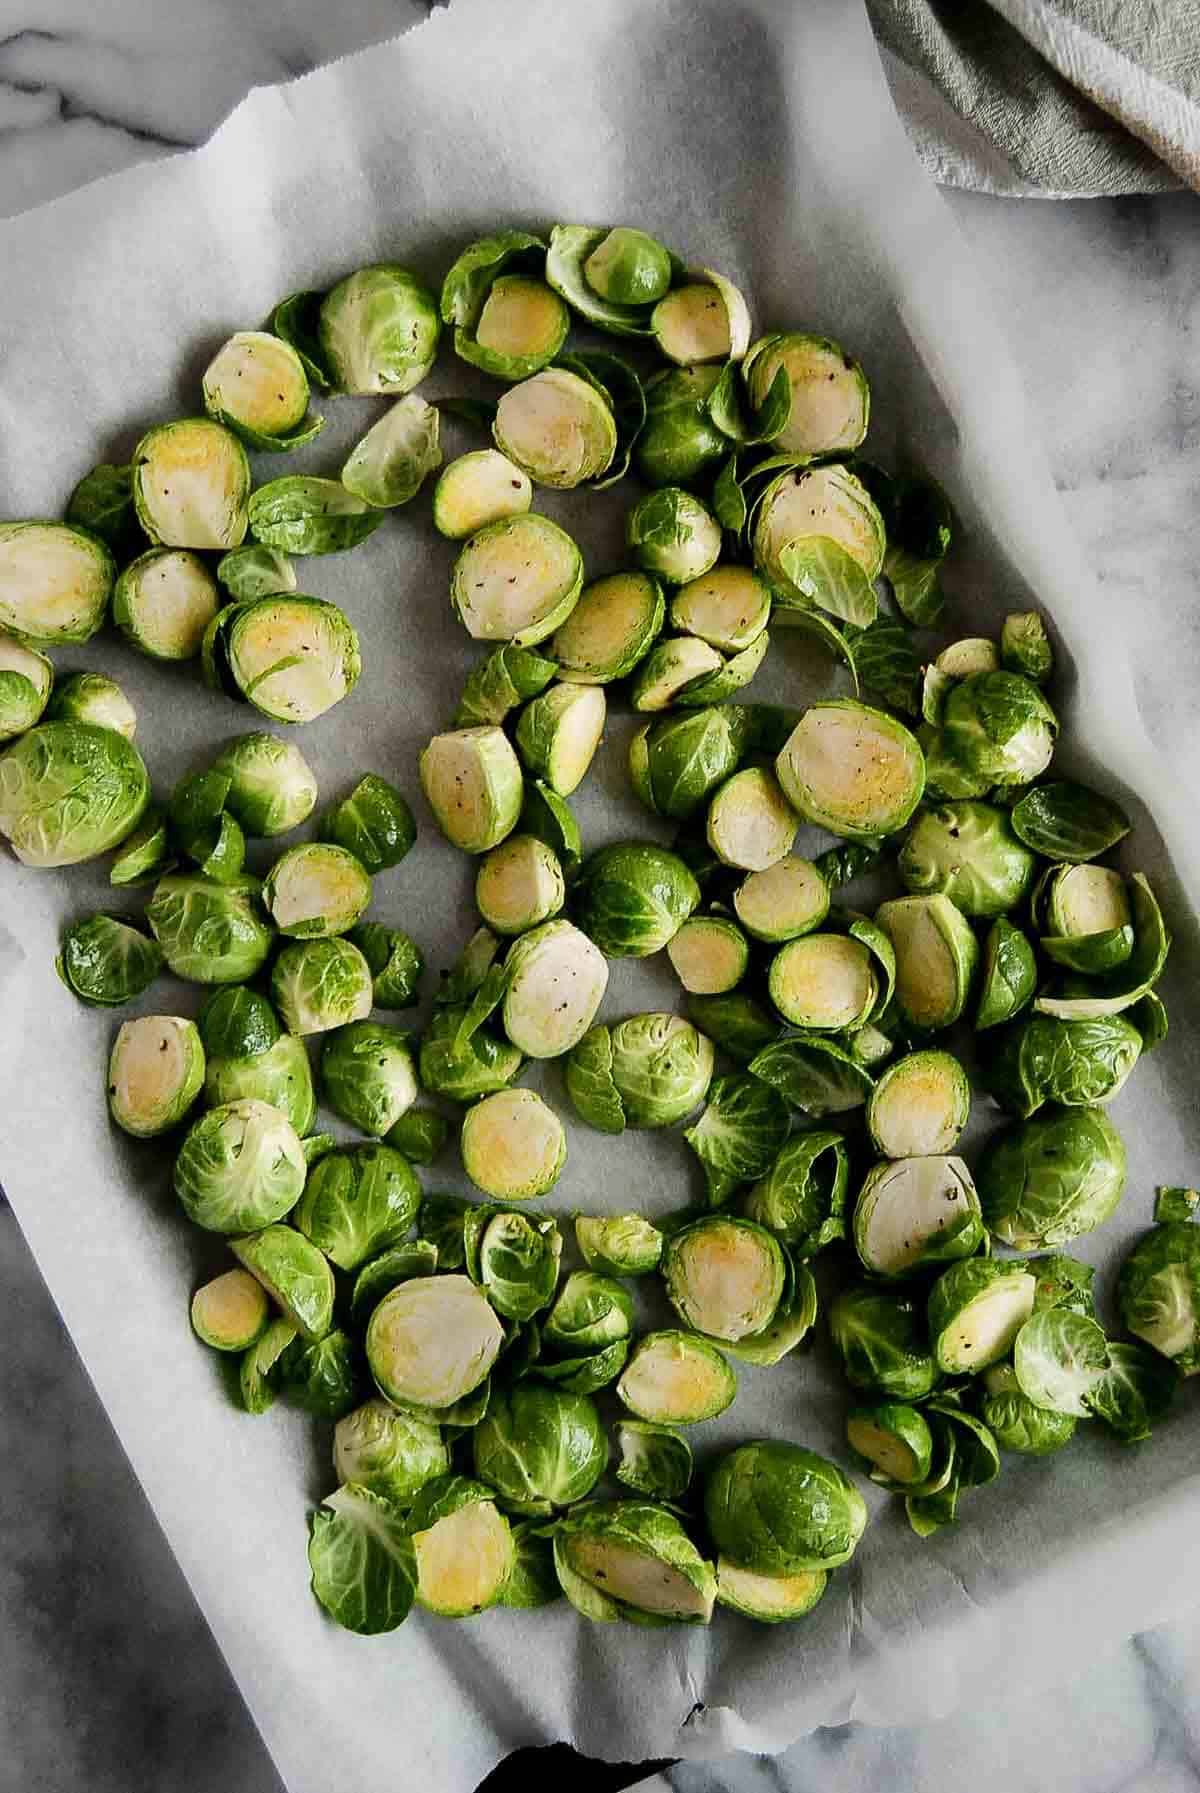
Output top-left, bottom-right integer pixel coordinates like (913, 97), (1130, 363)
(190, 1268), (269, 1351)
(707, 767), (798, 871)
(745, 334), (869, 458)
(366, 1274), (504, 1408)
(108, 1014), (205, 1138)
(866, 1051), (970, 1157)
(460, 1088), (566, 1200)
(0, 522), (114, 644)
(776, 702), (924, 840)
(768, 934), (876, 1031)
(475, 834), (565, 935)
(433, 450), (532, 541)
(132, 418), (250, 551)
(263, 842), (372, 938)
(617, 1330), (736, 1424)
(852, 1156), (983, 1278)
(667, 915), (750, 994)
(551, 572), (665, 684)
(734, 857), (830, 943)
(664, 1217), (786, 1342)
(451, 514), (583, 645)
(419, 725), (524, 853)
(493, 368), (617, 489)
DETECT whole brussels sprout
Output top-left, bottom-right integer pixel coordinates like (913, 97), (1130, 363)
(983, 1013), (1142, 1117)
(320, 774), (416, 872)
(899, 801), (1037, 917)
(173, 1099), (306, 1233)
(977, 1104), (1127, 1248)
(626, 488), (722, 586)
(584, 227), (673, 304)
(573, 841), (700, 957)
(1119, 1218), (1200, 1374)
(630, 704), (753, 821)
(197, 986), (279, 1060)
(0, 722), (149, 867)
(334, 1399), (448, 1505)
(205, 1032), (316, 1137)
(271, 937), (374, 1036)
(828, 1284), (939, 1400)
(979, 1365), (1077, 1454)
(635, 366), (729, 486)
(1012, 1307), (1110, 1417)
(705, 1441), (867, 1573)
(566, 1014), (714, 1133)
(473, 1384), (607, 1515)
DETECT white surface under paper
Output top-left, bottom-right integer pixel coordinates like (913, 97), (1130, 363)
(2, 3), (1200, 1790)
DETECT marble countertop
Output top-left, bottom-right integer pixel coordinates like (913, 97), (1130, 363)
(2, 6), (1199, 1792)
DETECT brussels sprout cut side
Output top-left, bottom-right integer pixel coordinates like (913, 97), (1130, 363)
(768, 932), (877, 1031)
(366, 1275), (503, 1410)
(707, 768), (797, 872)
(867, 1051), (970, 1157)
(0, 521), (115, 644)
(744, 333), (869, 458)
(133, 419), (250, 551)
(876, 894), (978, 1032)
(419, 726), (524, 854)
(667, 915), (750, 994)
(618, 1330), (736, 1424)
(49, 671), (137, 742)
(108, 1015), (205, 1137)
(225, 596), (361, 724)
(502, 920), (609, 1058)
(664, 1217), (786, 1343)
(493, 368), (616, 489)
(515, 682), (606, 797)
(853, 1156), (983, 1279)
(928, 1258), (1038, 1375)
(776, 702), (924, 840)
(551, 572), (665, 685)
(461, 1089), (566, 1200)
(451, 514), (583, 646)
(191, 1268), (270, 1352)
(202, 331), (322, 451)
(555, 1500), (716, 1625)
(433, 451), (532, 541)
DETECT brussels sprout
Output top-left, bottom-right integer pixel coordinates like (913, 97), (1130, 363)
(939, 671), (1058, 787)
(630, 705), (753, 824)
(543, 224), (658, 338)
(629, 635), (725, 711)
(438, 927), (503, 1007)
(1013, 1307), (1110, 1416)
(282, 1329), (361, 1420)
(1000, 611), (1053, 685)
(204, 737), (315, 845)
(752, 465), (884, 621)
(464, 1205), (562, 1321)
(898, 801), (1036, 919)
(239, 1316), (300, 1414)
(65, 463), (138, 553)
(566, 1013), (714, 1136)
(460, 1088), (565, 1200)
(681, 1072), (788, 1206)
(767, 933), (876, 1032)
(0, 521), (114, 644)
(626, 488), (722, 586)
(216, 544), (297, 602)
(614, 1421), (692, 1502)
(316, 263), (440, 395)
(1118, 1219), (1200, 1374)
(937, 637), (999, 679)
(489, 367), (616, 489)
(407, 1474), (516, 1615)
(473, 1383), (606, 1515)
(1032, 1253), (1098, 1316)
(174, 1100), (305, 1233)
(367, 1274), (504, 1409)
(451, 515), (583, 647)
(724, 864), (825, 955)
(350, 1242), (440, 1324)
(433, 450), (532, 541)
(514, 683), (605, 798)
(743, 333), (869, 458)
(574, 841), (700, 957)
(223, 595), (361, 724)
(927, 1257), (1038, 1375)
(293, 1143), (419, 1272)
(201, 330), (321, 452)
(1086, 1339), (1177, 1443)
(0, 632), (52, 741)
(543, 1272), (634, 1356)
(853, 1156), (984, 1279)
(663, 1216), (786, 1343)
(669, 568), (770, 656)
(652, 267), (751, 366)
(334, 1398), (447, 1505)
(975, 916), (1037, 1030)
(581, 227), (672, 304)
(676, 629), (770, 707)
(704, 768), (796, 874)
(131, 418), (250, 551)
(499, 919), (609, 1059)
(458, 654), (559, 740)
(829, 1284), (940, 1399)
(1009, 779), (1130, 862)
(977, 1105), (1126, 1249)
(146, 873), (273, 984)
(556, 1498), (717, 1625)
(167, 766), (235, 868)
(45, 673), (134, 747)
(574, 1213), (663, 1277)
(419, 1005), (524, 1103)
(308, 1483), (418, 1636)
(197, 986), (279, 1060)
(634, 365), (728, 486)
(271, 936), (374, 1036)
(536, 1339), (630, 1395)
(1156, 1187), (1200, 1223)
(246, 477), (382, 557)
(866, 1050), (970, 1157)
(715, 1559), (828, 1624)
(979, 1364), (1077, 1454)
(983, 1013), (1142, 1118)
(775, 702), (924, 841)
(497, 1520), (560, 1610)
(205, 1033), (316, 1137)
(340, 393), (441, 509)
(57, 913), (162, 1007)
(706, 1441), (866, 1574)
(616, 1330), (736, 1425)
(748, 1034), (874, 1117)
(546, 572), (663, 688)
(260, 842), (370, 940)
(384, 1108), (447, 1168)
(1035, 873), (1169, 1021)
(419, 725), (524, 854)
(461, 274), (571, 381)
(106, 1013), (204, 1138)
(315, 775), (416, 875)
(740, 1130), (848, 1255)
(318, 1022), (416, 1138)
(0, 721), (150, 868)
(846, 1402), (934, 1487)
(667, 915), (750, 995)
(682, 995), (776, 1070)
(875, 894), (978, 1032)
(190, 1267), (270, 1352)
(1038, 864), (1133, 974)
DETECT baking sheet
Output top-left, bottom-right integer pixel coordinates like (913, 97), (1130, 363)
(2, 1), (1199, 1788)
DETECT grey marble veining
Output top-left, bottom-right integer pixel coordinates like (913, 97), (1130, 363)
(1, 7), (1199, 1793)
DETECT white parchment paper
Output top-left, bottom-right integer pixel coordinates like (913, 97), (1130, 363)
(2, 2), (1200, 1789)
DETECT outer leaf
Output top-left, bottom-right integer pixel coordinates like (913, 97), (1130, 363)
(749, 1035), (874, 1115)
(683, 1073), (791, 1206)
(308, 1484), (418, 1635)
(777, 538), (878, 628)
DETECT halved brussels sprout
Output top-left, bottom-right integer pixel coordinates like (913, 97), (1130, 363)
(204, 1033), (315, 1137)
(308, 1484), (418, 1635)
(492, 368), (616, 489)
(866, 1050), (970, 1157)
(132, 419), (249, 551)
(546, 224), (662, 337)
(341, 394), (441, 509)
(216, 544), (297, 602)
(293, 1142), (420, 1271)
(663, 1216), (786, 1342)
(460, 1088), (566, 1200)
(975, 915), (1037, 1030)
(65, 463), (137, 552)
(715, 1559), (827, 1624)
(407, 1475), (515, 1618)
(349, 921), (423, 1010)
(705, 1440), (867, 1574)
(318, 263), (440, 394)
(501, 918), (609, 1058)
(174, 1098), (305, 1232)
(744, 333), (869, 458)
(514, 682), (605, 797)
(1010, 779), (1130, 862)
(940, 671), (1058, 787)
(319, 1023), (416, 1138)
(225, 595), (361, 724)
(983, 1012), (1142, 1118)
(616, 1422), (692, 1502)
(730, 856), (829, 945)
(0, 721), (149, 868)
(979, 1364), (1076, 1454)
(846, 1402), (934, 1487)
(626, 488), (722, 585)
(262, 842), (371, 939)
(419, 1005), (523, 1103)
(899, 801), (1036, 918)
(575, 1213), (663, 1277)
(630, 704), (752, 821)
(652, 268), (750, 366)
(202, 331), (321, 450)
(667, 914), (750, 995)
(476, 834), (564, 936)
(1013, 1307), (1110, 1416)
(47, 671), (136, 743)
(366, 1274), (504, 1409)
(1119, 1218), (1200, 1374)
(543, 1271), (633, 1357)
(741, 1130), (848, 1254)
(190, 1267), (269, 1352)
(0, 521), (114, 644)
(635, 365), (729, 487)
(57, 914), (162, 1008)
(551, 572), (664, 685)
(1039, 864), (1133, 974)
(0, 632), (52, 741)
(433, 450), (532, 540)
(473, 1384), (606, 1515)
(456, 643), (557, 729)
(706, 767), (797, 873)
(775, 702), (924, 841)
(574, 840), (700, 957)
(559, 1499), (716, 1627)
(752, 465), (884, 619)
(231, 1224), (334, 1342)
(568, 1013), (714, 1132)
(1034, 872), (1168, 1021)
(927, 1257), (1038, 1374)
(767, 932), (876, 1032)
(107, 1014), (204, 1137)
(334, 1398), (448, 1505)
(852, 1155), (983, 1278)
(618, 1330), (736, 1424)
(671, 566), (771, 653)
(1000, 611), (1053, 685)
(629, 636), (724, 712)
(937, 637), (999, 679)
(829, 1284), (939, 1399)
(247, 477), (382, 556)
(211, 733), (318, 837)
(419, 725), (524, 853)
(144, 872), (273, 983)
(977, 1104), (1127, 1248)
(271, 936), (374, 1036)
(459, 275), (570, 380)
(876, 893), (978, 1031)
(451, 514), (583, 646)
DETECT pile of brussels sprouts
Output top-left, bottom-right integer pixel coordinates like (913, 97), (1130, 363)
(1, 218), (1193, 1640)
